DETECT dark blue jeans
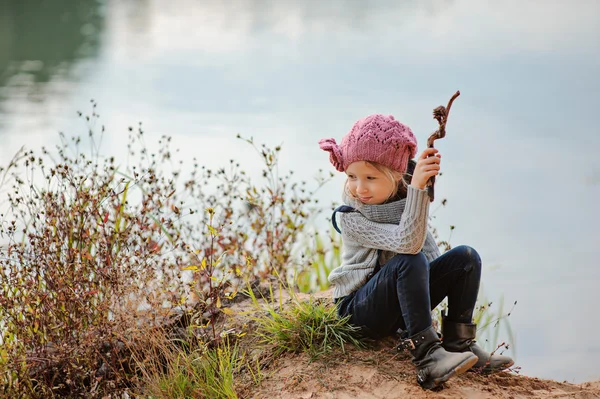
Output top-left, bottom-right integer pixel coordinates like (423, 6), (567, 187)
(336, 245), (482, 339)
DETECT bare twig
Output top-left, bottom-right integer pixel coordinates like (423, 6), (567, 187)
(426, 90), (460, 202)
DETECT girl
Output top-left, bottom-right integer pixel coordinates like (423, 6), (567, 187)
(319, 114), (513, 390)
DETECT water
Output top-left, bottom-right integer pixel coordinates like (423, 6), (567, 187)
(1, 0), (599, 383)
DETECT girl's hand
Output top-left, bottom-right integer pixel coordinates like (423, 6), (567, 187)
(410, 148), (441, 190)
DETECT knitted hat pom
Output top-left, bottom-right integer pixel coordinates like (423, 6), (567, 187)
(318, 138), (344, 172)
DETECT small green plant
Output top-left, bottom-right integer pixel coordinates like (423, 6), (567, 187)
(473, 296), (517, 355)
(296, 230), (342, 293)
(135, 331), (253, 399)
(246, 286), (364, 360)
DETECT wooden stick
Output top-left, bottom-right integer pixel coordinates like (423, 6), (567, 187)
(426, 90), (460, 202)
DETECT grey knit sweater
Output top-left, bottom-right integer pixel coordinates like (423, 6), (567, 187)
(329, 185), (441, 299)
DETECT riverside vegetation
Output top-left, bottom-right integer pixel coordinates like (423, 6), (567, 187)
(0, 103), (515, 398)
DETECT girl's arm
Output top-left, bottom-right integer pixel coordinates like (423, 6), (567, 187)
(341, 185), (430, 254)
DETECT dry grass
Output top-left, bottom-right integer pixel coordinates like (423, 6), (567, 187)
(0, 102), (332, 398)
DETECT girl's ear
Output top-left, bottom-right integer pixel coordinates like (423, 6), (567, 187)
(393, 170), (403, 182)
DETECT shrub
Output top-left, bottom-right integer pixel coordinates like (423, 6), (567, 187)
(0, 102), (330, 397)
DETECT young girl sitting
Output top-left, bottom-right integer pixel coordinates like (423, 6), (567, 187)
(319, 114), (513, 390)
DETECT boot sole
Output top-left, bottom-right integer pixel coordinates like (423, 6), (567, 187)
(471, 359), (515, 374)
(426, 354), (479, 389)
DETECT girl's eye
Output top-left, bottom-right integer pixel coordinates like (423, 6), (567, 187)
(347, 175), (356, 180)
(367, 176), (376, 180)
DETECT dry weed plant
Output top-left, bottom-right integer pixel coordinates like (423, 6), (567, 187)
(0, 101), (331, 398)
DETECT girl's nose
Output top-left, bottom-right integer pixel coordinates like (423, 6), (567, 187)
(357, 183), (368, 194)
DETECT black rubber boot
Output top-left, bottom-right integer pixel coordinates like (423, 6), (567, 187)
(398, 326), (478, 390)
(441, 315), (514, 373)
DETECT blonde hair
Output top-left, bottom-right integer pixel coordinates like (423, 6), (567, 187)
(344, 160), (414, 203)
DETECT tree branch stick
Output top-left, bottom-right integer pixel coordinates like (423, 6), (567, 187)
(426, 90), (460, 202)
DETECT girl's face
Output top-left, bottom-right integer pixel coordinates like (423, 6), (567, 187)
(345, 161), (399, 205)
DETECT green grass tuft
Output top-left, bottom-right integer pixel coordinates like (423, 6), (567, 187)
(247, 287), (364, 361)
(141, 338), (248, 399)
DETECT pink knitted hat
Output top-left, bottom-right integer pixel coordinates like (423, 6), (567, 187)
(319, 114), (418, 173)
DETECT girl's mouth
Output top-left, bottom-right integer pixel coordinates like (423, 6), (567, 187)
(359, 196), (372, 202)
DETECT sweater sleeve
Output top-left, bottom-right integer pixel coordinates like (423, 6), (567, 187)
(423, 230), (441, 261)
(340, 186), (430, 254)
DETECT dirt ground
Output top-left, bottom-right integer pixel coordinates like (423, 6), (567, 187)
(246, 344), (600, 399)
(229, 288), (600, 399)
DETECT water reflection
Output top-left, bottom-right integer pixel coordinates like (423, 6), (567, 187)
(0, 0), (104, 119)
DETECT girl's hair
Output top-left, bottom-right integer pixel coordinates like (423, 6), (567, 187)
(344, 159), (416, 203)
